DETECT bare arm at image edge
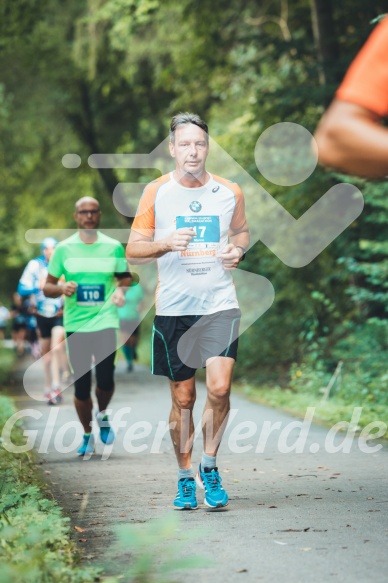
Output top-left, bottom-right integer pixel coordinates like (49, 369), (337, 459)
(314, 17), (388, 178)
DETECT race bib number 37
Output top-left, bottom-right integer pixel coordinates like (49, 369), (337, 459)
(77, 284), (105, 305)
(176, 215), (220, 243)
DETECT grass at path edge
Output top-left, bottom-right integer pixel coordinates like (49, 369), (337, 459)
(235, 382), (388, 440)
(0, 346), (100, 583)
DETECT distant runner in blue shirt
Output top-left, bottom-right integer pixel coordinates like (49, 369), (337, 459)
(18, 237), (67, 405)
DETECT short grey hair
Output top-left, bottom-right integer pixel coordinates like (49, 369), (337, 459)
(169, 112), (209, 143)
(74, 197), (100, 211)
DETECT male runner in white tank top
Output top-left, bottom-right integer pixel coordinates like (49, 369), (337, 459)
(127, 113), (249, 509)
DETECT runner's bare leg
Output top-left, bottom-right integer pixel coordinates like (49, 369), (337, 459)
(40, 337), (52, 389)
(203, 356), (234, 456)
(96, 386), (114, 413)
(74, 396), (93, 433)
(50, 326), (65, 387)
(169, 377), (196, 468)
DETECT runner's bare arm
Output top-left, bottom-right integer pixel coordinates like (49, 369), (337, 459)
(229, 221), (250, 254)
(314, 100), (388, 177)
(126, 228), (195, 264)
(219, 222), (250, 270)
(44, 274), (77, 298)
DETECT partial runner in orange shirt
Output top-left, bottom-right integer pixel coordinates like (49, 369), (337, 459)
(314, 16), (388, 177)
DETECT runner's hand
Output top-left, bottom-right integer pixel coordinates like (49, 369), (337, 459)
(61, 281), (77, 297)
(111, 288), (126, 307)
(165, 228), (195, 251)
(219, 244), (242, 270)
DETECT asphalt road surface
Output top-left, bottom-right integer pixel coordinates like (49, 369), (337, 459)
(7, 356), (388, 583)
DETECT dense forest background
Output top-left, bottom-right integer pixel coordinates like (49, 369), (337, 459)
(0, 0), (387, 405)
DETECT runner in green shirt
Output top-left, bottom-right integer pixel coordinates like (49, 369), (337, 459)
(44, 197), (132, 456)
(118, 281), (145, 371)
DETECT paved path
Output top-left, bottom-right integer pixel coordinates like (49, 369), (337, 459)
(8, 356), (388, 582)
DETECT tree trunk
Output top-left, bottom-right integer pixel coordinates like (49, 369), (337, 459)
(310, 0), (340, 86)
(67, 80), (119, 199)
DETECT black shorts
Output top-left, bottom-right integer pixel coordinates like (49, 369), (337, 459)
(66, 328), (117, 400)
(12, 320), (27, 332)
(152, 309), (241, 382)
(36, 315), (63, 339)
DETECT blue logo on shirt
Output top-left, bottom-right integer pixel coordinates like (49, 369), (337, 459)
(189, 201), (202, 212)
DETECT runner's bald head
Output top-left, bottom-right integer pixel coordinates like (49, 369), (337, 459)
(75, 197), (100, 212)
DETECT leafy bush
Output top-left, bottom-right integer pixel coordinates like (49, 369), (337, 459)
(0, 396), (101, 583)
(0, 347), (16, 386)
(103, 513), (209, 583)
(238, 318), (388, 437)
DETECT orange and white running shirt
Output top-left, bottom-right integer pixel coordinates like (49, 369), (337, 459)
(131, 172), (247, 316)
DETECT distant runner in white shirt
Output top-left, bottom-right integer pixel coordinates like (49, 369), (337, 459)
(18, 238), (66, 404)
(127, 112), (249, 510)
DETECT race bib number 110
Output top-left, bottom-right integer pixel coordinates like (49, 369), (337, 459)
(77, 284), (105, 305)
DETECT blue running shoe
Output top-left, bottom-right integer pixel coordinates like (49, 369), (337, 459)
(196, 466), (229, 508)
(96, 412), (115, 445)
(174, 478), (198, 510)
(77, 433), (95, 456)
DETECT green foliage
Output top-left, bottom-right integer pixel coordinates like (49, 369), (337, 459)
(239, 318), (388, 436)
(0, 396), (101, 583)
(103, 513), (209, 583)
(0, 347), (16, 385)
(0, 0), (50, 48)
(240, 384), (388, 439)
(332, 319), (388, 406)
(0, 396), (15, 427)
(338, 180), (388, 318)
